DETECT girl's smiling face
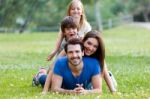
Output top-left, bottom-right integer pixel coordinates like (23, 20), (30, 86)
(69, 1), (83, 18)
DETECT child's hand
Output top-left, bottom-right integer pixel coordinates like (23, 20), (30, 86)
(47, 52), (55, 61)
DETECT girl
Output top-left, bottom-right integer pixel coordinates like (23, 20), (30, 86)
(47, 0), (91, 61)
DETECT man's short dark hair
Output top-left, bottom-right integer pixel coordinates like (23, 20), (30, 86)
(61, 16), (77, 33)
(64, 38), (84, 53)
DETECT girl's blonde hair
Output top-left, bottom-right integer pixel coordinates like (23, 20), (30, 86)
(66, 0), (87, 30)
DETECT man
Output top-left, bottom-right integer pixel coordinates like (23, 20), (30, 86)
(51, 38), (102, 94)
(41, 16), (79, 93)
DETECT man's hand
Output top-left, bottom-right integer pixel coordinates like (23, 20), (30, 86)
(41, 91), (47, 95)
(73, 84), (87, 95)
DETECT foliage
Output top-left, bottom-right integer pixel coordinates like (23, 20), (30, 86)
(0, 0), (24, 27)
(0, 25), (150, 98)
(32, 0), (70, 26)
(0, 0), (150, 30)
(126, 0), (150, 21)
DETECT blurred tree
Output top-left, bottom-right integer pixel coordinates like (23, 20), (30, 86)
(19, 0), (38, 33)
(30, 0), (70, 31)
(124, 0), (150, 22)
(1, 0), (149, 32)
(0, 0), (45, 27)
(0, 0), (24, 27)
(111, 0), (125, 15)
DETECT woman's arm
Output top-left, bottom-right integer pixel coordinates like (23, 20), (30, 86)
(103, 62), (117, 93)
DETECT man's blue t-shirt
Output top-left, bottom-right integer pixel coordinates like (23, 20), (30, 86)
(53, 56), (101, 90)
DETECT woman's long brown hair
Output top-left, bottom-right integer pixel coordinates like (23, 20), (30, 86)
(83, 30), (105, 72)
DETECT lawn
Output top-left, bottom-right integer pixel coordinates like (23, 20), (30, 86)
(0, 25), (150, 99)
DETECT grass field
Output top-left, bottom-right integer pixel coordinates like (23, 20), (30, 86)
(0, 25), (150, 99)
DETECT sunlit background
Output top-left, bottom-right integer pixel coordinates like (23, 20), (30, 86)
(0, 0), (150, 98)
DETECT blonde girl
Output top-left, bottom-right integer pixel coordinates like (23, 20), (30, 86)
(47, 0), (91, 61)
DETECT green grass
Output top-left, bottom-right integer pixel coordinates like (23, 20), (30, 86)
(0, 25), (150, 99)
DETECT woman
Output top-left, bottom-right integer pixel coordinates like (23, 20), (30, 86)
(39, 30), (117, 94)
(83, 30), (117, 93)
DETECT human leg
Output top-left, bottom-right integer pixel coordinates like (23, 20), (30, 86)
(32, 68), (47, 86)
(39, 74), (47, 87)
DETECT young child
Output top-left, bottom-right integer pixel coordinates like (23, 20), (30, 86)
(32, 16), (79, 91)
(47, 0), (91, 61)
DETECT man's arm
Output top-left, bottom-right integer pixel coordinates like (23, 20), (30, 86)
(73, 74), (102, 95)
(51, 72), (102, 95)
(51, 57), (76, 94)
(82, 59), (102, 94)
(51, 74), (77, 94)
(42, 69), (53, 94)
(90, 74), (102, 94)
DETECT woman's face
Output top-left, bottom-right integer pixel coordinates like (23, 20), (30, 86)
(84, 37), (98, 56)
(69, 2), (83, 18)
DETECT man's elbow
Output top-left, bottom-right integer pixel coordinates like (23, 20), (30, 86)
(94, 87), (102, 94)
(98, 89), (102, 94)
(94, 88), (102, 94)
(51, 87), (58, 92)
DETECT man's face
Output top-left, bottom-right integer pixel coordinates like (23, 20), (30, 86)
(67, 44), (83, 67)
(64, 28), (78, 40)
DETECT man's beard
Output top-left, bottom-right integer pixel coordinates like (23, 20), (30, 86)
(69, 57), (82, 67)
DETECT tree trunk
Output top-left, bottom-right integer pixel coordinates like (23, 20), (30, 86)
(19, 0), (39, 33)
(94, 0), (103, 31)
(143, 11), (150, 22)
(142, 1), (150, 22)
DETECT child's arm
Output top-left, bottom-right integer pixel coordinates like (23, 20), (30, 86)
(58, 49), (66, 57)
(47, 31), (63, 61)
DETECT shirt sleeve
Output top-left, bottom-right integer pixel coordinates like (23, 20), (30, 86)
(91, 59), (101, 76)
(53, 58), (63, 77)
